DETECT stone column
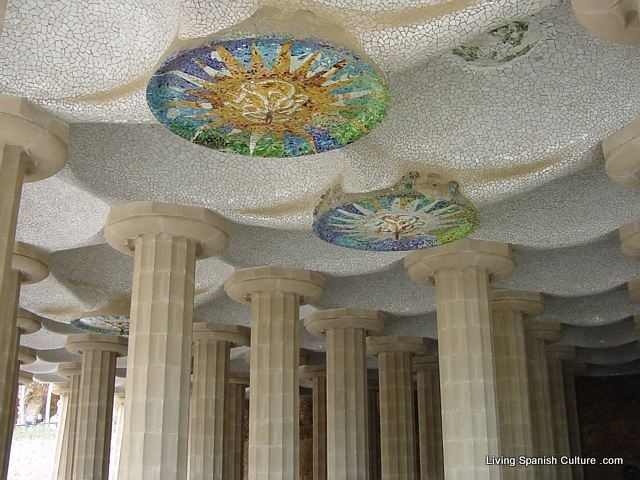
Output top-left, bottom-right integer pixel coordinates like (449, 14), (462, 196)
(525, 321), (562, 480)
(0, 100), (66, 473)
(188, 323), (250, 480)
(490, 290), (542, 480)
(109, 392), (126, 480)
(225, 267), (326, 480)
(367, 379), (381, 480)
(367, 336), (426, 480)
(305, 308), (387, 480)
(299, 365), (327, 480)
(104, 201), (230, 480)
(225, 373), (249, 480)
(603, 116), (640, 187)
(563, 362), (586, 480)
(51, 384), (71, 480)
(413, 355), (444, 480)
(66, 333), (128, 480)
(0, 242), (47, 478)
(546, 345), (575, 480)
(54, 362), (82, 480)
(405, 239), (515, 480)
(629, 278), (639, 304)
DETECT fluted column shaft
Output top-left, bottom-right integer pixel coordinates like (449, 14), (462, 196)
(415, 358), (444, 480)
(72, 348), (120, 480)
(224, 379), (247, 480)
(121, 233), (196, 479)
(0, 271), (20, 479)
(189, 324), (249, 480)
(54, 365), (82, 480)
(563, 367), (584, 480)
(327, 327), (370, 479)
(525, 330), (558, 480)
(311, 373), (327, 480)
(547, 350), (573, 480)
(189, 340), (228, 479)
(250, 291), (300, 479)
(436, 268), (501, 479)
(492, 310), (535, 480)
(109, 394), (125, 480)
(367, 387), (381, 480)
(51, 386), (70, 480)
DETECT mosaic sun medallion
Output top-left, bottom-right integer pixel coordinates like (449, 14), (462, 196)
(146, 35), (389, 157)
(453, 21), (542, 67)
(71, 315), (130, 337)
(313, 172), (479, 251)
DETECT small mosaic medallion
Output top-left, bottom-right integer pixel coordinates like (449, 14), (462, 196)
(146, 35), (389, 157)
(71, 315), (130, 337)
(313, 172), (479, 251)
(453, 21), (541, 67)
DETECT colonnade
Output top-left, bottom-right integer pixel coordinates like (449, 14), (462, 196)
(1, 96), (637, 480)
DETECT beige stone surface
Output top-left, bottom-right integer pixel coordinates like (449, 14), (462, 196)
(525, 321), (562, 480)
(16, 308), (41, 335)
(109, 393), (125, 480)
(367, 336), (425, 480)
(629, 278), (640, 304)
(404, 238), (516, 286)
(603, 116), (640, 187)
(226, 267), (325, 480)
(188, 323), (249, 480)
(546, 344), (575, 480)
(225, 375), (248, 480)
(106, 202), (228, 480)
(413, 356), (444, 480)
(571, 0), (640, 46)
(620, 218), (640, 260)
(299, 365), (327, 480)
(12, 241), (48, 284)
(405, 240), (514, 480)
(66, 334), (127, 480)
(305, 309), (387, 480)
(104, 201), (230, 259)
(490, 290), (540, 480)
(55, 362), (82, 480)
(0, 96), (68, 182)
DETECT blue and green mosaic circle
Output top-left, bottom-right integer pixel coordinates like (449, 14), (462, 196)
(71, 315), (130, 337)
(147, 35), (389, 157)
(313, 194), (479, 251)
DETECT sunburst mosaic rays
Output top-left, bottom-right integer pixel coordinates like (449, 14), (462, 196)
(147, 35), (389, 157)
(313, 173), (479, 251)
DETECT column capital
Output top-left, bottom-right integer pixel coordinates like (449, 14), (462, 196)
(629, 278), (640, 304)
(12, 241), (48, 284)
(16, 308), (41, 335)
(571, 0), (640, 47)
(192, 322), (250, 346)
(225, 266), (326, 305)
(305, 308), (387, 336)
(367, 335), (427, 356)
(412, 355), (439, 372)
(66, 333), (128, 357)
(603, 117), (640, 187)
(18, 346), (36, 365)
(620, 218), (640, 260)
(299, 364), (326, 380)
(228, 372), (250, 386)
(57, 362), (82, 379)
(404, 239), (515, 286)
(547, 344), (576, 361)
(18, 371), (33, 385)
(525, 320), (563, 343)
(0, 96), (68, 182)
(490, 289), (544, 315)
(104, 201), (230, 258)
